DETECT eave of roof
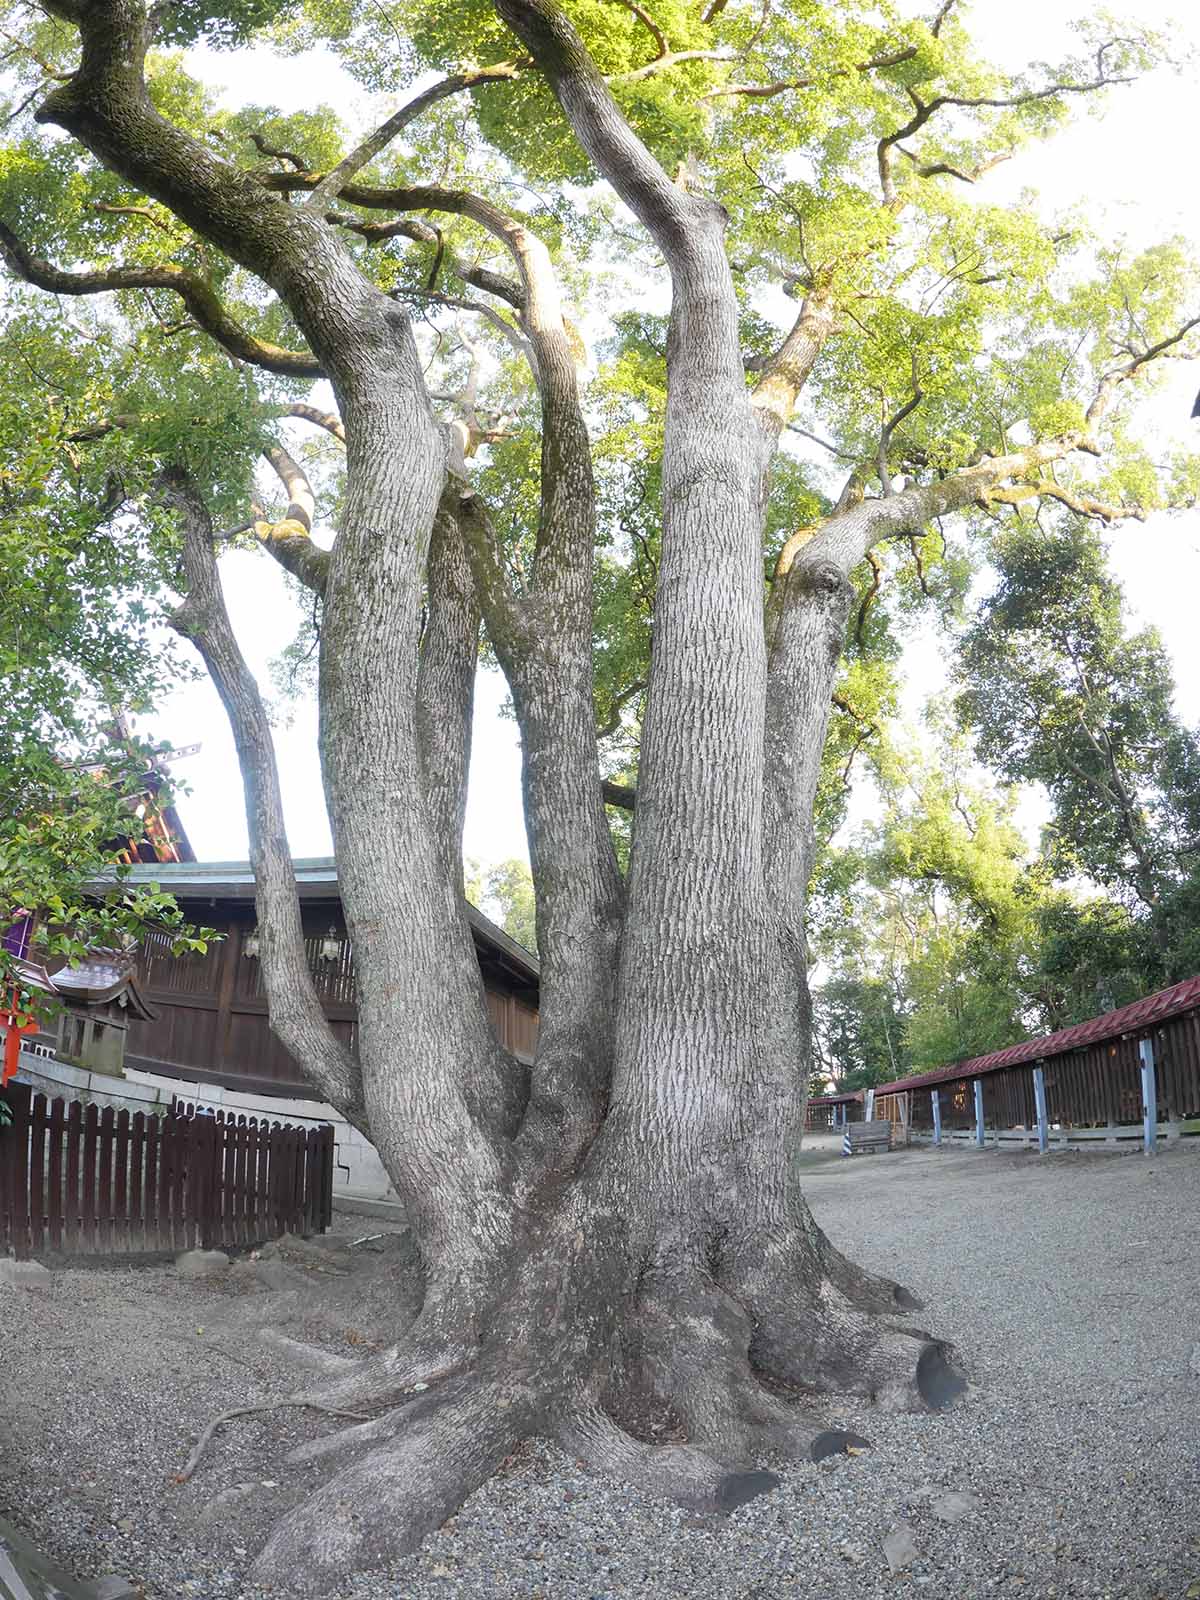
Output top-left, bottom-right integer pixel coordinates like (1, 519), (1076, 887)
(872, 973), (1200, 1099)
(53, 971), (158, 1021)
(88, 858), (540, 986)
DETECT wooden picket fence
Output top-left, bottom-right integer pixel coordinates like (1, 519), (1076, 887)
(0, 1083), (334, 1260)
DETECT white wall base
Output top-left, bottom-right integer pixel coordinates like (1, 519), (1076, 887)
(913, 1119), (1199, 1149)
(14, 1047), (400, 1204)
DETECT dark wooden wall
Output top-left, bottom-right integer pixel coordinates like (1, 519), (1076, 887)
(906, 1010), (1200, 1130)
(125, 899), (539, 1099)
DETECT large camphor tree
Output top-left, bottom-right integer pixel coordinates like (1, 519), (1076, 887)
(2, 0), (1197, 1585)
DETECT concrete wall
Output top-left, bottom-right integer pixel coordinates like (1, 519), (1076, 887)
(14, 1046), (398, 1204)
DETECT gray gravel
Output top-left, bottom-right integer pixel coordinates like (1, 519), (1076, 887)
(2, 1144), (1198, 1599)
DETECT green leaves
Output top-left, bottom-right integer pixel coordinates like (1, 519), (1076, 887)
(0, 738), (215, 1002)
(155, 0), (301, 49)
(465, 856), (537, 953)
(957, 517), (1200, 917)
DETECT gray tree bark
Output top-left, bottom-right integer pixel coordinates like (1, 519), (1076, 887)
(29, 0), (981, 1589)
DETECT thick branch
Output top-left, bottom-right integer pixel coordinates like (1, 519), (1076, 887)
(896, 144), (1013, 186)
(798, 435), (1099, 579)
(282, 402), (346, 444)
(63, 404), (334, 590)
(256, 444), (331, 594)
(456, 468), (626, 1189)
(601, 779), (637, 810)
(247, 130), (308, 170)
(856, 551), (883, 646)
(613, 47), (731, 84)
(494, 0), (701, 262)
(417, 491), (480, 889)
(1087, 315), (1200, 428)
(0, 221), (321, 376)
(750, 287), (836, 435)
(762, 553), (854, 939)
(984, 480), (1145, 524)
(404, 290), (531, 374)
(604, 0), (667, 58)
(348, 184), (597, 601)
(33, 0), (441, 417)
(161, 466), (364, 1127)
(331, 211), (526, 313)
(305, 64), (526, 213)
(89, 199), (170, 231)
(316, 182), (545, 311)
(263, 443), (314, 530)
(877, 377), (924, 493)
(596, 679), (647, 741)
(930, 1), (957, 36)
(877, 60), (1135, 204)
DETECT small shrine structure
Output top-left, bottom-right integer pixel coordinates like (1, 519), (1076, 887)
(52, 946), (158, 1076)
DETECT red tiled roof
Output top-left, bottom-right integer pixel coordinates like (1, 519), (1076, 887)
(871, 974), (1200, 1099)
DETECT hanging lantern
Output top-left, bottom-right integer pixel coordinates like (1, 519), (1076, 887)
(319, 926), (342, 963)
(243, 929), (260, 959)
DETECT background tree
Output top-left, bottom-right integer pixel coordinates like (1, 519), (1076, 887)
(465, 855), (538, 953)
(813, 559), (1200, 1072)
(1, 0), (1197, 1587)
(958, 519), (1200, 973)
(811, 969), (908, 1092)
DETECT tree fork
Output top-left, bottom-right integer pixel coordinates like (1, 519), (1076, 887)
(40, 0), (973, 1583)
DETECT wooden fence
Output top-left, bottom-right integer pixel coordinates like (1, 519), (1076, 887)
(0, 1083), (334, 1260)
(905, 1009), (1200, 1136)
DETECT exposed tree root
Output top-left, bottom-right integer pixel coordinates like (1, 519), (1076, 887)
(562, 1401), (781, 1513)
(249, 1379), (524, 1594)
(188, 1215), (964, 1593)
(175, 1400), (368, 1484)
(296, 1319), (472, 1413)
(255, 1329), (361, 1378)
(747, 1281), (966, 1413)
(626, 1279), (825, 1463)
(285, 1408), (405, 1466)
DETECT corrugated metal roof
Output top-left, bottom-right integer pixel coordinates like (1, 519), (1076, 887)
(872, 974), (1200, 1098)
(808, 1091), (864, 1106)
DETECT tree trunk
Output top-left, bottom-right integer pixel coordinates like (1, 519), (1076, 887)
(245, 98), (962, 1600)
(32, 1), (967, 1589)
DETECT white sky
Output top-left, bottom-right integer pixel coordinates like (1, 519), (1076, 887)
(144, 1), (1200, 867)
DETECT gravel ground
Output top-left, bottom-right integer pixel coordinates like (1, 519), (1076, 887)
(1, 1143), (1197, 1600)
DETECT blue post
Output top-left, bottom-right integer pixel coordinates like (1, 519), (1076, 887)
(1139, 1038), (1157, 1156)
(973, 1079), (985, 1148)
(1032, 1065), (1048, 1154)
(931, 1088), (942, 1146)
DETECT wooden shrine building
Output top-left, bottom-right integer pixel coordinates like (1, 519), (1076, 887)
(106, 859), (540, 1100)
